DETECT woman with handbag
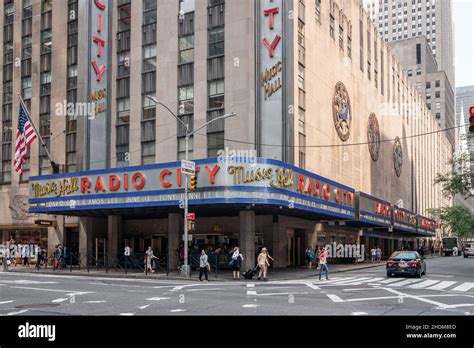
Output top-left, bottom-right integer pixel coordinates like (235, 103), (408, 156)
(230, 247), (244, 280)
(199, 249), (209, 281)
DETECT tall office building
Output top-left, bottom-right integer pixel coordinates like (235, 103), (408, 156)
(362, 0), (455, 90)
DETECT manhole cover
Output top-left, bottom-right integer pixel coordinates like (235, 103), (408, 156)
(15, 303), (61, 309)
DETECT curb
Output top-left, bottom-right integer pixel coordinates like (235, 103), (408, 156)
(1, 262), (387, 282)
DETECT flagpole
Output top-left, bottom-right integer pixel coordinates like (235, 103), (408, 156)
(17, 94), (58, 171)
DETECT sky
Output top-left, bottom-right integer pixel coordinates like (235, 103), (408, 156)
(453, 0), (474, 88)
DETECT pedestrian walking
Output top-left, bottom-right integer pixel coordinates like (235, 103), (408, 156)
(144, 246), (156, 273)
(319, 246), (329, 281)
(230, 247), (244, 280)
(314, 247), (320, 269)
(35, 247), (44, 270)
(305, 246), (314, 269)
(370, 247), (376, 263)
(376, 246), (382, 263)
(199, 249), (209, 281)
(22, 244), (30, 267)
(257, 247), (272, 281)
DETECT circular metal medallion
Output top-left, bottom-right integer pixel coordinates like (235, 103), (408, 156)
(332, 81), (352, 142)
(367, 113), (380, 162)
(393, 137), (403, 177)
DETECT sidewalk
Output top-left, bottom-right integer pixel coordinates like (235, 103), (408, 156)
(1, 254), (440, 282)
(1, 261), (387, 282)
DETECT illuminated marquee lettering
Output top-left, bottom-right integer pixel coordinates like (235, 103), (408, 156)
(91, 0), (107, 81)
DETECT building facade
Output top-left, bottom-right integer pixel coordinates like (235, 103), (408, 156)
(1, 0), (451, 268)
(388, 36), (455, 148)
(362, 0), (455, 89)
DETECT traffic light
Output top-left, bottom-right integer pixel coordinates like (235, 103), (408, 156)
(189, 175), (196, 192)
(469, 106), (474, 133)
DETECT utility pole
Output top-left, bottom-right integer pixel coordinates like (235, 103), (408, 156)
(146, 96), (236, 276)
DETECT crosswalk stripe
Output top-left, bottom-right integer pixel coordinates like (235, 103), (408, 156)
(327, 294), (344, 302)
(379, 278), (410, 284)
(451, 282), (474, 292)
(426, 281), (457, 291)
(329, 277), (373, 285)
(305, 283), (320, 290)
(408, 280), (440, 289)
(387, 279), (425, 287)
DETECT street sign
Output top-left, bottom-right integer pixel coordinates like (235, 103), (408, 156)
(35, 220), (56, 227)
(181, 160), (195, 175)
(186, 213), (195, 220)
(182, 234), (193, 241)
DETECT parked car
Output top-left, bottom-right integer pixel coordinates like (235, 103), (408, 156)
(386, 251), (426, 278)
(463, 243), (474, 258)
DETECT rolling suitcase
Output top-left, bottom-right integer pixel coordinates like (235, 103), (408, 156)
(242, 264), (260, 280)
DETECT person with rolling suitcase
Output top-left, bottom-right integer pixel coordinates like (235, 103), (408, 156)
(242, 264), (260, 280)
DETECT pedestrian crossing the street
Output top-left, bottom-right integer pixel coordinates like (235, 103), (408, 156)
(297, 276), (474, 292)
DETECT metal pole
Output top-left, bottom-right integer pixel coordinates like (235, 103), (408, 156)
(70, 252), (72, 273)
(183, 125), (189, 277)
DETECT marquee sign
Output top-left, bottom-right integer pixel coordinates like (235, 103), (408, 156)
(392, 205), (417, 233)
(417, 216), (437, 237)
(355, 192), (392, 226)
(28, 158), (356, 219)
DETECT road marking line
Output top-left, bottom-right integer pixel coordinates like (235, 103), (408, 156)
(170, 309), (186, 312)
(186, 288), (225, 292)
(52, 298), (69, 303)
(426, 281), (457, 291)
(407, 280), (440, 289)
(452, 283), (474, 292)
(305, 283), (320, 290)
(242, 304), (259, 308)
(352, 312), (368, 315)
(146, 297), (170, 301)
(0, 280), (59, 285)
(83, 301), (107, 304)
(327, 294), (344, 302)
(0, 301), (15, 305)
(346, 296), (400, 302)
(0, 309), (29, 316)
(139, 305), (150, 309)
(387, 279), (425, 287)
(247, 290), (257, 296)
(339, 277), (385, 285)
(383, 287), (451, 308)
(10, 286), (94, 294)
(119, 313), (134, 316)
(247, 284), (255, 288)
(257, 292), (313, 296)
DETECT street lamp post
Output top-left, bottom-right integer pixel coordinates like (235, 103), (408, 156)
(146, 95), (236, 276)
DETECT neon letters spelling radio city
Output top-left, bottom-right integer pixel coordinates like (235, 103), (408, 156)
(91, 0), (107, 81)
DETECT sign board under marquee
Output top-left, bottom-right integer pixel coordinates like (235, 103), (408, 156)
(392, 205), (417, 233)
(417, 215), (437, 237)
(355, 192), (392, 226)
(28, 158), (356, 219)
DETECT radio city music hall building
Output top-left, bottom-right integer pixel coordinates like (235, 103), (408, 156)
(0, 0), (451, 269)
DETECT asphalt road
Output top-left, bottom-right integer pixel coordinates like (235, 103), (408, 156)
(0, 256), (473, 316)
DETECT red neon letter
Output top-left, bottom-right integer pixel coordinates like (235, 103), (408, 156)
(94, 176), (106, 192)
(97, 14), (102, 33)
(132, 172), (145, 190)
(109, 175), (120, 192)
(123, 174), (128, 191)
(160, 170), (172, 188)
(81, 177), (91, 193)
(205, 165), (220, 185)
(93, 36), (106, 57)
(297, 175), (304, 192)
(95, 0), (106, 10)
(264, 7), (279, 30)
(91, 61), (106, 81)
(262, 35), (281, 58)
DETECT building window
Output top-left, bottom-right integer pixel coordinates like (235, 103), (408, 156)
(416, 43), (421, 64)
(179, 35), (194, 64)
(435, 80), (440, 88)
(407, 69), (412, 76)
(298, 133), (306, 169)
(208, 27), (224, 57)
(359, 20), (364, 72)
(435, 91), (440, 98)
(208, 79), (224, 110)
(207, 132), (224, 158)
(179, 86), (194, 115)
(416, 68), (421, 75)
(435, 113), (441, 119)
(426, 81), (431, 89)
(178, 136), (194, 160)
(315, 0), (321, 23)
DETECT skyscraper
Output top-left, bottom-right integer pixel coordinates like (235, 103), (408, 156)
(362, 0), (455, 89)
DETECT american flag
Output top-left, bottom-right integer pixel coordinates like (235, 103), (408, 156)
(13, 102), (37, 174)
